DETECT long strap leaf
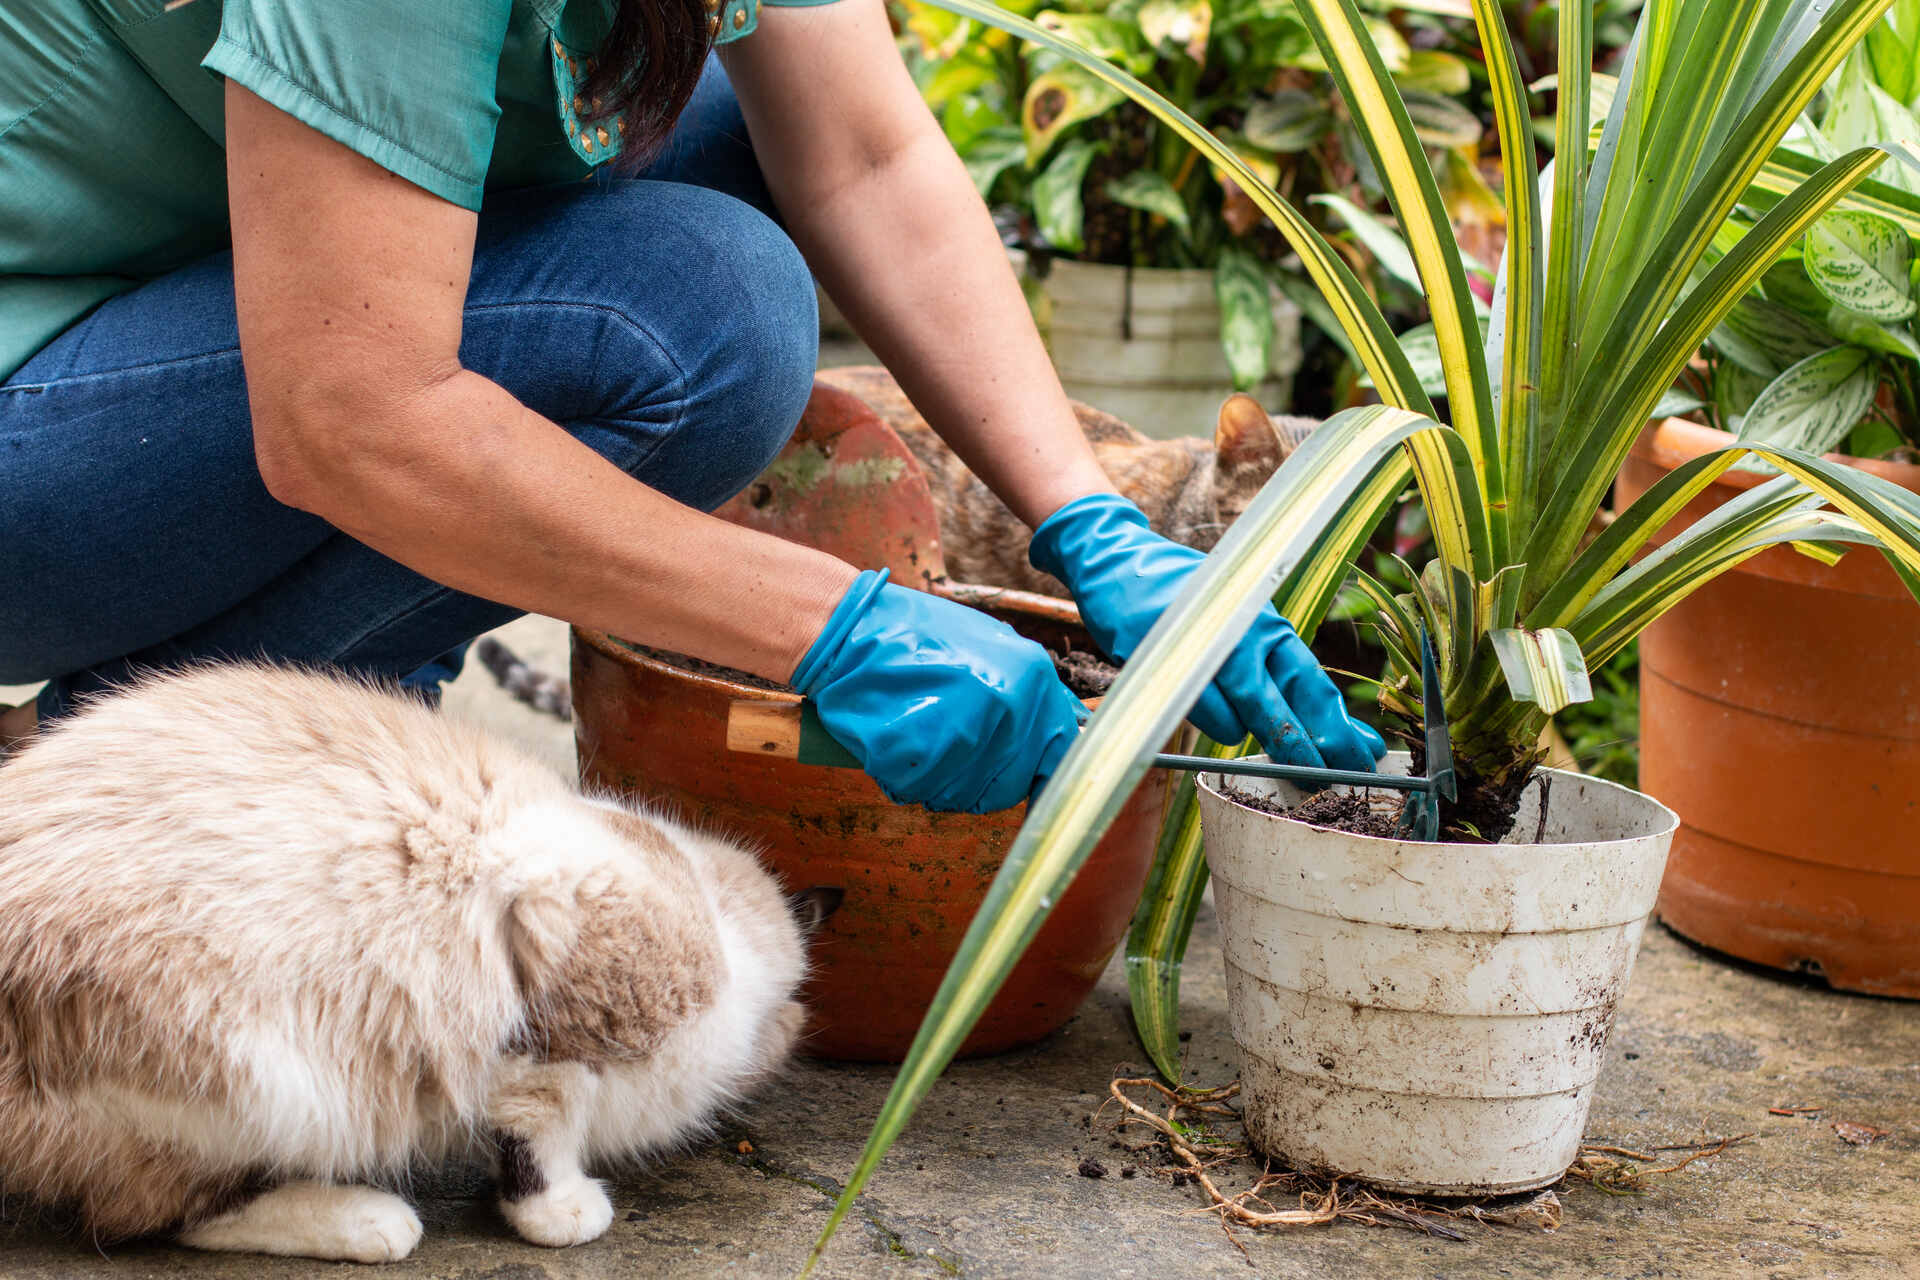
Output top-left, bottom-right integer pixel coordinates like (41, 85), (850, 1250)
(1471, 0), (1542, 539)
(1526, 144), (1898, 598)
(803, 405), (1445, 1273)
(1295, 0), (1502, 556)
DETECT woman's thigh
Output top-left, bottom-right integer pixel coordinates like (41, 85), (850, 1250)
(1, 175), (815, 691)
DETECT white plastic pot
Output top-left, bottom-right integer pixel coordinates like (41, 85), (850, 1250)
(1195, 754), (1679, 1195)
(1024, 257), (1303, 440)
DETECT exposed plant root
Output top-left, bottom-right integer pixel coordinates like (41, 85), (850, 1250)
(1103, 1076), (1748, 1251)
(1566, 1133), (1753, 1195)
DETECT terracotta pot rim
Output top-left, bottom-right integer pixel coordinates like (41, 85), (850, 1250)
(1643, 418), (1920, 496)
(573, 577), (1092, 707)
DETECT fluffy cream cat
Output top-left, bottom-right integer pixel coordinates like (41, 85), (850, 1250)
(0, 664), (834, 1262)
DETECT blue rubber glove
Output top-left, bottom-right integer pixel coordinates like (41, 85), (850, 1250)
(792, 569), (1087, 813)
(1029, 493), (1385, 771)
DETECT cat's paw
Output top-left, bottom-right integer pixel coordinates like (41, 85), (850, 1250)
(180, 1182), (423, 1263)
(500, 1175), (614, 1248)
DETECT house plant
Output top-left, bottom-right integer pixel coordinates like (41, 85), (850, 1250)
(1619, 4), (1920, 997)
(800, 0), (1920, 1256)
(902, 0), (1496, 431)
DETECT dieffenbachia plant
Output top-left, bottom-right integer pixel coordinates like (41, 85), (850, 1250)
(802, 1), (1920, 1267)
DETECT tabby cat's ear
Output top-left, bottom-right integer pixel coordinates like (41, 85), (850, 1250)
(1213, 393), (1284, 475)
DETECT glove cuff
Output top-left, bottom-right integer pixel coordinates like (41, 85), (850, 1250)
(1027, 492), (1151, 584)
(790, 567), (891, 695)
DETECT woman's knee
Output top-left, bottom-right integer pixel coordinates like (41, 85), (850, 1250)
(465, 182), (817, 511)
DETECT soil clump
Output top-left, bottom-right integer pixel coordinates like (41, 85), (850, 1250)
(1222, 784), (1404, 838)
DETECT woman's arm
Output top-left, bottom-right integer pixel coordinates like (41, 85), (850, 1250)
(224, 82), (855, 682)
(720, 0), (1118, 530)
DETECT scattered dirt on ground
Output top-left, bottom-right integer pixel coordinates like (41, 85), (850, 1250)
(1221, 784), (1405, 838)
(1077, 1157), (1109, 1179)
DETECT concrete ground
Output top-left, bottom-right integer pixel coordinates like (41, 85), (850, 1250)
(2, 613), (1916, 1277)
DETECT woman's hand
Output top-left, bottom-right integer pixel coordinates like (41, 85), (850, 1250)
(1030, 494), (1385, 771)
(793, 572), (1085, 813)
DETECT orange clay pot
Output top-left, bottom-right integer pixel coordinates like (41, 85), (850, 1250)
(1618, 419), (1920, 997)
(569, 377), (1165, 1059)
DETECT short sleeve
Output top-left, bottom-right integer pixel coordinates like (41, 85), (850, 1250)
(203, 1), (515, 211)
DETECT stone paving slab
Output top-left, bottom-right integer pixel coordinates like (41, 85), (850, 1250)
(2, 616), (1915, 1278)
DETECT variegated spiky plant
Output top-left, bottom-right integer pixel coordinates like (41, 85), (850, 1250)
(802, 1), (1920, 1268)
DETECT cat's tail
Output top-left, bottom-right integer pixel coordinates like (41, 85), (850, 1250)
(475, 638), (572, 721)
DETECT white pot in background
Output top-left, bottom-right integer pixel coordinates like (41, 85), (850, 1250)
(1025, 257), (1303, 440)
(1195, 755), (1679, 1195)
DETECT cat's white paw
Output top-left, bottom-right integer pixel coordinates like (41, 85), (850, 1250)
(180, 1182), (422, 1263)
(501, 1176), (614, 1248)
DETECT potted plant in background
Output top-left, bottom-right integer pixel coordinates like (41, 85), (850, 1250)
(1621, 1), (1920, 997)
(899, 0), (1498, 433)
(799, 0), (1920, 1258)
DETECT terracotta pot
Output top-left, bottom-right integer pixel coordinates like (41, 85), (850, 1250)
(569, 377), (1165, 1058)
(1619, 419), (1920, 997)
(571, 596), (1164, 1061)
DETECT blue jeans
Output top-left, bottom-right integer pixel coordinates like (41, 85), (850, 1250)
(0, 63), (817, 721)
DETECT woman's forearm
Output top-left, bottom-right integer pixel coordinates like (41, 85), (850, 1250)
(779, 132), (1116, 529)
(726, 6), (1115, 531)
(273, 369), (856, 682)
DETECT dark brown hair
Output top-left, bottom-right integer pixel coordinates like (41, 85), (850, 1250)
(577, 0), (718, 164)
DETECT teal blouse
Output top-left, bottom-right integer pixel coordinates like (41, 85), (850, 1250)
(0, 0), (839, 382)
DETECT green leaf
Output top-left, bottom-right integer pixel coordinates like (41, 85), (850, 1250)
(1403, 89), (1484, 150)
(944, 94), (1009, 154)
(1033, 9), (1141, 58)
(1864, 0), (1920, 104)
(1806, 210), (1917, 319)
(962, 128), (1028, 198)
(1023, 63), (1127, 165)
(1396, 48), (1472, 96)
(1215, 248), (1275, 390)
(1654, 387), (1708, 418)
(1104, 170), (1192, 232)
(1712, 294), (1838, 375)
(1033, 139), (1102, 252)
(1848, 418), (1909, 456)
(1712, 358), (1772, 422)
(1824, 53), (1920, 194)
(1489, 627), (1592, 714)
(1738, 346), (1880, 454)
(1137, 0), (1213, 61)
(1827, 302), (1920, 358)
(1310, 192), (1419, 293)
(1242, 90), (1333, 152)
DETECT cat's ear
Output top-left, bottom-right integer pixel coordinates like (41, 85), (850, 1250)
(507, 871), (719, 1065)
(787, 886), (844, 936)
(1213, 393), (1285, 476)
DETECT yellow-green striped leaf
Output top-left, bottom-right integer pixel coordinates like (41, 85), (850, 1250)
(1488, 626), (1592, 714)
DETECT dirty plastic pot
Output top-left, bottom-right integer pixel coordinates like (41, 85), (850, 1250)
(1195, 756), (1678, 1194)
(1620, 419), (1920, 997)
(572, 586), (1163, 1062)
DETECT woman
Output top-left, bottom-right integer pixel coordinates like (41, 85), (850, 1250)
(0, 0), (1381, 810)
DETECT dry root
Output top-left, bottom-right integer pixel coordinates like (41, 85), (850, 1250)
(1566, 1133), (1752, 1195)
(1105, 1076), (1746, 1252)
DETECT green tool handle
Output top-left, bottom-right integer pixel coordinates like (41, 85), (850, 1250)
(725, 700), (1430, 794)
